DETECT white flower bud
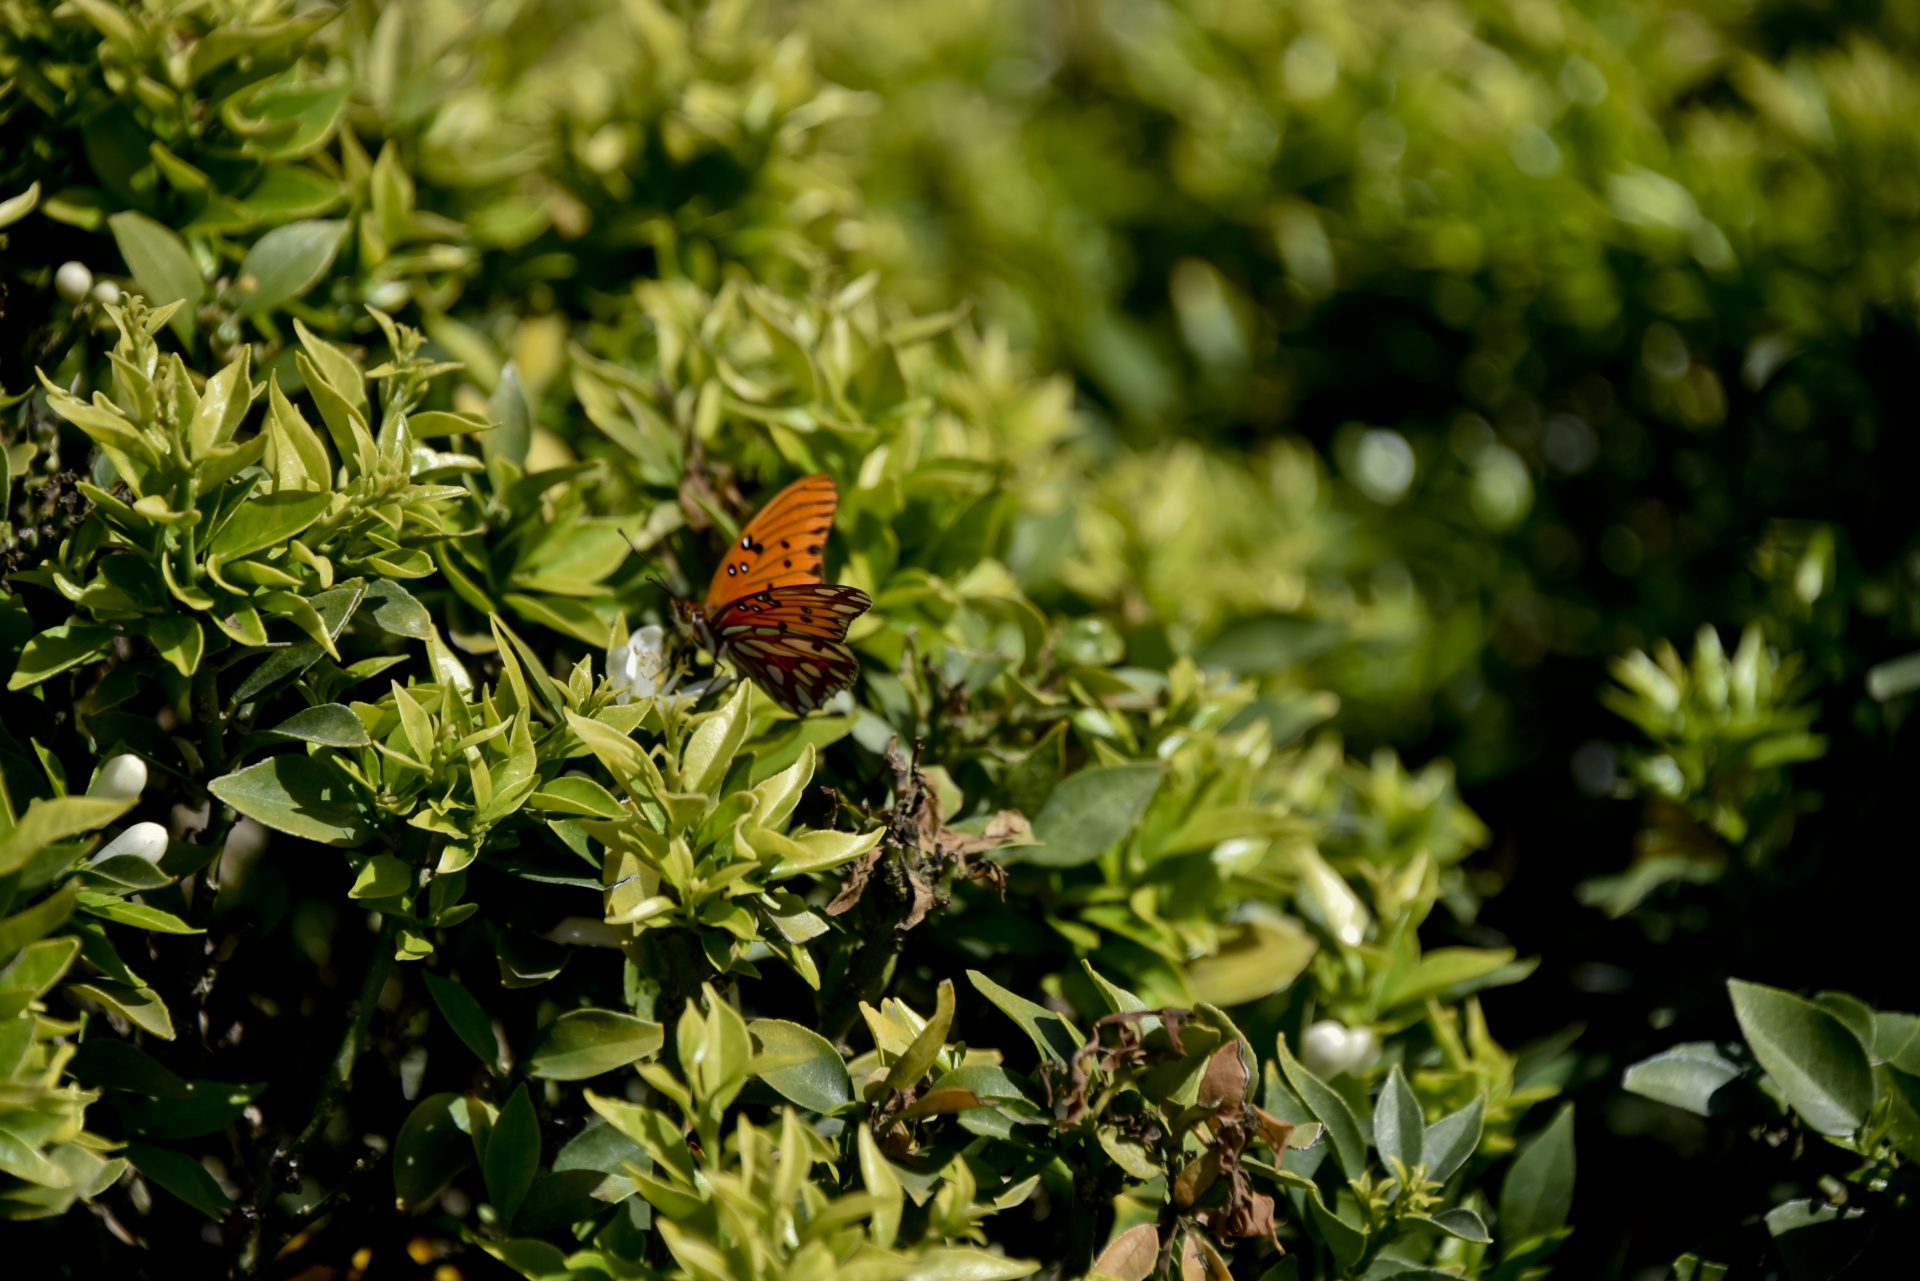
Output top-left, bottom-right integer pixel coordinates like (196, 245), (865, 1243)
(92, 821), (169, 865)
(1301, 1019), (1380, 1079)
(91, 279), (122, 306)
(88, 754), (149, 800)
(55, 261), (93, 303)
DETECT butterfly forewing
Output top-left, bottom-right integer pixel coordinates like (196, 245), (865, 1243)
(704, 473), (839, 608)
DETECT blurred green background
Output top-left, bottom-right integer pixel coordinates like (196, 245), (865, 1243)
(6, 0), (1920, 1273)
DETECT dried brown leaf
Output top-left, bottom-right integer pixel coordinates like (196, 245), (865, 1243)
(1092, 1223), (1162, 1281)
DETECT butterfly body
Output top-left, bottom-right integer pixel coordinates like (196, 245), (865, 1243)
(668, 475), (871, 714)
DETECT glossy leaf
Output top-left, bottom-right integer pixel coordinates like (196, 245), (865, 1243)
(210, 755), (371, 847)
(1622, 1042), (1743, 1117)
(525, 1009), (664, 1080)
(748, 1018), (852, 1111)
(1729, 979), (1873, 1135)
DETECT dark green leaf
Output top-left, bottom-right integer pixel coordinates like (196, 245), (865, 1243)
(1274, 1031), (1365, 1180)
(394, 1093), (474, 1212)
(1414, 1206), (1493, 1243)
(968, 970), (1082, 1064)
(269, 703), (370, 748)
(1373, 1064), (1424, 1172)
(1422, 1094), (1485, 1183)
(1729, 979), (1872, 1135)
(1499, 1104), (1575, 1255)
(363, 579), (433, 639)
(484, 1084), (540, 1224)
(1017, 763), (1163, 868)
(125, 1143), (232, 1219)
(67, 1040), (194, 1098)
(1621, 1042), (1742, 1116)
(749, 1018), (853, 1112)
(423, 973), (501, 1068)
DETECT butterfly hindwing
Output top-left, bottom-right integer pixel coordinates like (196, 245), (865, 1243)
(723, 632), (863, 715)
(704, 473), (839, 608)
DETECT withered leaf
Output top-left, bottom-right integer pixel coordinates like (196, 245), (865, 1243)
(1091, 1223), (1161, 1281)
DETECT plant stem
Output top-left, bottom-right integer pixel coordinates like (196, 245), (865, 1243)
(234, 914), (401, 1276)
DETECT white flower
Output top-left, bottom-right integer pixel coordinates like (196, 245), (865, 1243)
(1301, 1019), (1381, 1080)
(607, 624), (670, 703)
(88, 754), (148, 800)
(91, 822), (168, 865)
(605, 624), (714, 707)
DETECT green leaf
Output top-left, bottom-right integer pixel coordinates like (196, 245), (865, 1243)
(125, 1142), (233, 1218)
(0, 182), (39, 230)
(0, 890), (77, 962)
(0, 1125), (64, 1187)
(210, 754), (371, 847)
(68, 981), (176, 1038)
(268, 703), (370, 747)
(748, 1018), (853, 1112)
(1274, 1031), (1366, 1180)
(1729, 979), (1873, 1135)
(394, 1093), (474, 1212)
(681, 681), (751, 796)
(1621, 1042), (1743, 1116)
(235, 219), (348, 316)
(1381, 946), (1522, 1010)
(888, 979), (956, 1090)
(1373, 1064), (1424, 1173)
(526, 1009), (664, 1080)
(205, 489), (331, 559)
(1499, 1103), (1575, 1255)
(1422, 1093), (1485, 1183)
(1306, 1190), (1368, 1272)
(67, 1040), (194, 1098)
(109, 211), (204, 340)
(968, 970), (1082, 1064)
(0, 794), (135, 874)
(7, 625), (116, 690)
(422, 973), (501, 1068)
(145, 614), (206, 677)
(79, 898), (201, 934)
(349, 854), (412, 900)
(0, 938), (81, 1006)
(527, 776), (627, 819)
(1018, 762), (1162, 867)
(363, 578), (432, 638)
(484, 1084), (541, 1225)
(1411, 1207), (1493, 1243)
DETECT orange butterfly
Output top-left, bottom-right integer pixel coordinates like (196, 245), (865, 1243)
(667, 474), (871, 715)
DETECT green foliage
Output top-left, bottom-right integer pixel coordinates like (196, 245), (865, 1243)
(1624, 979), (1920, 1279)
(1580, 624), (1826, 918)
(0, 0), (1624, 1275)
